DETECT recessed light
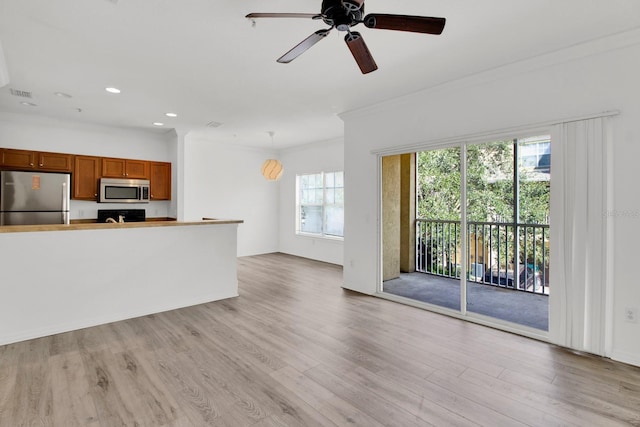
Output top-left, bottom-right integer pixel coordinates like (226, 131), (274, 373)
(105, 87), (121, 94)
(54, 92), (72, 98)
(165, 112), (177, 118)
(20, 101), (37, 107)
(153, 122), (164, 126)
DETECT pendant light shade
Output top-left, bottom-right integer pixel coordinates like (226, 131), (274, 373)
(261, 131), (283, 181)
(261, 158), (284, 181)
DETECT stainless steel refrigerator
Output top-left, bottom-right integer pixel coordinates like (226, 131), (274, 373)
(0, 170), (70, 225)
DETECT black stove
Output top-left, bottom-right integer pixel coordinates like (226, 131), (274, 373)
(97, 209), (146, 223)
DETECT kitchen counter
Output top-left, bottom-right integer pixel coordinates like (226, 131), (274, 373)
(0, 218), (242, 346)
(0, 218), (243, 233)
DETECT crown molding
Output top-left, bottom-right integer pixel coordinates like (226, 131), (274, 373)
(341, 26), (640, 121)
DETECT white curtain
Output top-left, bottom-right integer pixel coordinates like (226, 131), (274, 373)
(549, 116), (612, 355)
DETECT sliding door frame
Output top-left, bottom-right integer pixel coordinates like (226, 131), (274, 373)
(375, 125), (554, 342)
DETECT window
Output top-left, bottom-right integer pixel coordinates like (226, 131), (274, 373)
(519, 135), (550, 174)
(297, 171), (344, 238)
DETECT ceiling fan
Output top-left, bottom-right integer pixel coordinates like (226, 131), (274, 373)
(246, 0), (446, 74)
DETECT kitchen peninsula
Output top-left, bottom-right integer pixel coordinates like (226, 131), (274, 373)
(0, 219), (243, 345)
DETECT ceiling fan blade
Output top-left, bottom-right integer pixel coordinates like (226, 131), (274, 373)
(364, 14), (446, 35)
(277, 29), (331, 64)
(344, 32), (378, 74)
(246, 13), (320, 19)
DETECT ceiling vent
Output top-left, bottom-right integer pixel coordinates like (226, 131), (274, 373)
(10, 88), (32, 98)
(206, 121), (223, 128)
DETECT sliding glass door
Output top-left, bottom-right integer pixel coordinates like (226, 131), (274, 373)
(415, 147), (461, 310)
(465, 137), (550, 331)
(382, 135), (550, 332)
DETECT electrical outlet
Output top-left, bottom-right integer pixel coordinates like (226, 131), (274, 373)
(624, 307), (638, 323)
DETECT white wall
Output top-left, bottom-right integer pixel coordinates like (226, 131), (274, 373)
(0, 112), (174, 219)
(182, 136), (279, 257)
(341, 29), (640, 367)
(278, 138), (344, 266)
(0, 113), (335, 260)
(0, 223), (239, 345)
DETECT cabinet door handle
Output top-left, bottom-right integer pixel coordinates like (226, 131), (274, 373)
(29, 162), (34, 166)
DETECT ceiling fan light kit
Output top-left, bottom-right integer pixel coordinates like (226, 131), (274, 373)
(247, 0), (445, 74)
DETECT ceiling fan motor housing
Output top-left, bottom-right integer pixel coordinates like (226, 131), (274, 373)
(342, 0), (364, 12)
(321, 0), (364, 30)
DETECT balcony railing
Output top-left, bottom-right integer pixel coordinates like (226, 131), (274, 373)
(416, 219), (549, 294)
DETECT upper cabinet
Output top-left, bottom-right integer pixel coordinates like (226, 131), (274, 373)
(38, 152), (73, 171)
(1, 147), (171, 201)
(102, 158), (149, 179)
(150, 162), (172, 200)
(1, 148), (72, 172)
(73, 156), (101, 201)
(125, 159), (150, 179)
(1, 148), (35, 168)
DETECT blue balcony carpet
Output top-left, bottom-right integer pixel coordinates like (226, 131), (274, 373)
(383, 272), (549, 331)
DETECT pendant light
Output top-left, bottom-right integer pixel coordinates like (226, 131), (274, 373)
(261, 131), (284, 181)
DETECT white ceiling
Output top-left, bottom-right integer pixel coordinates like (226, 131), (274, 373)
(1, 0), (639, 149)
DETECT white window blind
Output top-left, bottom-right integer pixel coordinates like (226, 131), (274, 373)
(297, 171), (344, 238)
(550, 116), (612, 355)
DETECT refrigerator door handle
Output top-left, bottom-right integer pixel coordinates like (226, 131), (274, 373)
(62, 182), (69, 212)
(62, 182), (70, 224)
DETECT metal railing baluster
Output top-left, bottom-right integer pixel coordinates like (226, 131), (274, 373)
(415, 219), (549, 294)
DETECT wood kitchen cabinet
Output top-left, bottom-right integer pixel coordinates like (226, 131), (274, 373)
(72, 155), (101, 200)
(2, 147), (169, 201)
(1, 148), (36, 169)
(0, 148), (72, 172)
(150, 161), (172, 200)
(101, 157), (149, 179)
(37, 152), (73, 171)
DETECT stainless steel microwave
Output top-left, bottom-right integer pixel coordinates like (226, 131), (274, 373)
(99, 178), (150, 203)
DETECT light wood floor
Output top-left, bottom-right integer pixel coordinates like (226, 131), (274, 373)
(1, 253), (639, 426)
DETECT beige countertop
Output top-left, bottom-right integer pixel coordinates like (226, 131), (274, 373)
(0, 218), (243, 233)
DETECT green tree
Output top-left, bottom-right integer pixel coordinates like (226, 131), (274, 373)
(417, 140), (550, 224)
(417, 147), (462, 219)
(466, 141), (514, 223)
(417, 139), (551, 277)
